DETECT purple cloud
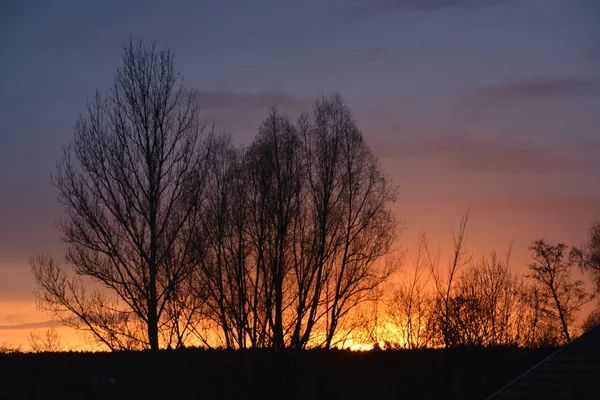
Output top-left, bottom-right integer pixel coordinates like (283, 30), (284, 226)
(465, 78), (600, 109)
(344, 0), (507, 19)
(465, 194), (600, 212)
(369, 133), (600, 176)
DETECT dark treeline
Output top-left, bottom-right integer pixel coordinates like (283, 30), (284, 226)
(29, 39), (600, 352)
(0, 347), (557, 400)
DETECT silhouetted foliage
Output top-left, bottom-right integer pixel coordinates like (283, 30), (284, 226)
(190, 95), (398, 349)
(31, 39), (397, 351)
(31, 39), (210, 351)
(29, 326), (63, 352)
(29, 37), (597, 354)
(441, 250), (525, 347)
(581, 308), (600, 333)
(527, 239), (593, 343)
(571, 221), (600, 293)
(384, 219), (580, 349)
(385, 234), (435, 349)
(0, 342), (22, 354)
(428, 211), (472, 348)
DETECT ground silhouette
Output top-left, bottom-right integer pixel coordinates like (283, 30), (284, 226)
(0, 346), (556, 399)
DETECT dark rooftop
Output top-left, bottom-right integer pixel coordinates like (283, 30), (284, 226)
(488, 325), (600, 399)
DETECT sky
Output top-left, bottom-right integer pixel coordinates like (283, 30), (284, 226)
(1, 0), (600, 349)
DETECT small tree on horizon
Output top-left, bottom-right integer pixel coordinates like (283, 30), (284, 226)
(527, 239), (593, 343)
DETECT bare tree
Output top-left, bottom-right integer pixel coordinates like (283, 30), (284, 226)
(318, 94), (398, 348)
(31, 39), (209, 351)
(527, 239), (593, 343)
(428, 211), (472, 348)
(581, 308), (600, 333)
(243, 107), (304, 348)
(29, 326), (63, 352)
(515, 284), (562, 347)
(445, 248), (526, 347)
(192, 134), (254, 349)
(571, 221), (600, 292)
(385, 234), (435, 349)
(289, 93), (398, 349)
(0, 342), (22, 354)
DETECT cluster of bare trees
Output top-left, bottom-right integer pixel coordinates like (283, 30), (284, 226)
(31, 39), (398, 351)
(383, 214), (596, 349)
(29, 39), (598, 352)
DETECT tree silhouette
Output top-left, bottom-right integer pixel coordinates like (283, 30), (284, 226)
(28, 326), (63, 352)
(428, 211), (471, 348)
(527, 239), (593, 343)
(28, 38), (591, 353)
(385, 234), (435, 349)
(571, 221), (600, 293)
(31, 39), (210, 351)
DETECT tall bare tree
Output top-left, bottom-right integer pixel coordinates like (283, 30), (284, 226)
(428, 211), (472, 348)
(290, 93), (397, 349)
(319, 94), (397, 348)
(527, 239), (593, 343)
(244, 108), (304, 348)
(31, 39), (210, 351)
(192, 134), (254, 349)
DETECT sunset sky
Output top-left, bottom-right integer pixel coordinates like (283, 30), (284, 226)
(1, 0), (600, 349)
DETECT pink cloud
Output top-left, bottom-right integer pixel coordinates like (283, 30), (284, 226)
(465, 78), (600, 109)
(368, 133), (600, 176)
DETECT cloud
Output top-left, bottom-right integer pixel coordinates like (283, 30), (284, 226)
(369, 133), (600, 176)
(0, 320), (58, 331)
(344, 0), (507, 19)
(465, 78), (600, 109)
(466, 194), (600, 212)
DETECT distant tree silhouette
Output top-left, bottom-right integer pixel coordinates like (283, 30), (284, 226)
(0, 342), (22, 354)
(581, 308), (600, 334)
(442, 249), (526, 347)
(385, 219), (574, 349)
(29, 326), (63, 352)
(571, 221), (600, 293)
(515, 283), (563, 347)
(385, 234), (435, 349)
(31, 39), (210, 351)
(428, 211), (471, 348)
(527, 239), (593, 343)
